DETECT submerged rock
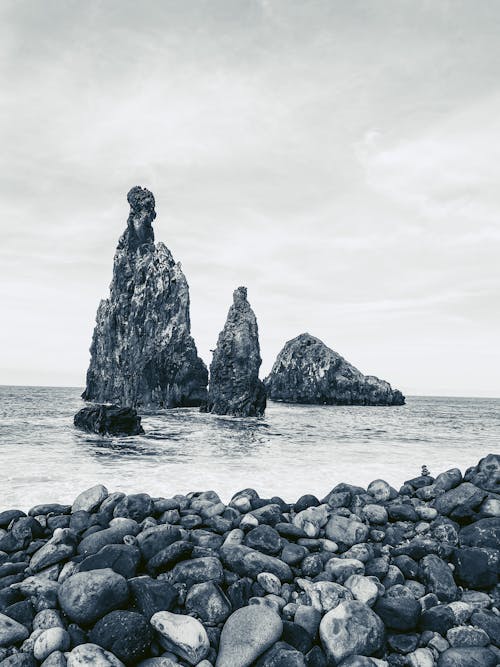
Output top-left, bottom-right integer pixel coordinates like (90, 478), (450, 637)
(264, 333), (405, 405)
(82, 186), (208, 409)
(74, 405), (144, 436)
(206, 286), (266, 417)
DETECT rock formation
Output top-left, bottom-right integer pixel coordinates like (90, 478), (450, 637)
(74, 405), (144, 436)
(82, 186), (208, 408)
(265, 333), (405, 406)
(206, 287), (266, 417)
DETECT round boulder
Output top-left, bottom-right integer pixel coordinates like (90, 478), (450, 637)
(319, 600), (385, 664)
(58, 569), (129, 626)
(89, 610), (153, 665)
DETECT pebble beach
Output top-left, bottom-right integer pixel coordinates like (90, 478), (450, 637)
(0, 455), (498, 667)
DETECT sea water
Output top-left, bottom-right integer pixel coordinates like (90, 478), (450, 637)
(0, 386), (498, 510)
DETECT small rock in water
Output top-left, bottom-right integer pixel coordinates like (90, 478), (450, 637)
(74, 405), (144, 436)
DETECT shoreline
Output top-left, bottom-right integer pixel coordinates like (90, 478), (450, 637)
(0, 456), (498, 666)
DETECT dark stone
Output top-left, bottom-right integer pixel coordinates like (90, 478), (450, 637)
(82, 186), (208, 409)
(129, 576), (178, 619)
(78, 544), (140, 579)
(113, 494), (153, 522)
(245, 526), (282, 555)
(0, 511), (26, 528)
(3, 600), (34, 630)
(301, 554), (324, 577)
(170, 556), (224, 588)
(135, 525), (181, 560)
(281, 543), (308, 566)
(74, 404), (144, 436)
(419, 605), (455, 634)
(57, 568), (129, 626)
(452, 547), (499, 589)
(387, 505), (418, 522)
(226, 577), (253, 610)
(250, 504), (283, 526)
(77, 521), (140, 556)
(0, 517), (43, 553)
(305, 646), (327, 667)
(206, 286), (266, 416)
(392, 555), (418, 579)
(464, 454), (500, 493)
(220, 545), (293, 582)
(387, 633), (419, 654)
(460, 517), (500, 549)
(67, 623), (88, 648)
(256, 641), (307, 667)
(28, 504), (70, 516)
(89, 610), (153, 665)
(185, 581), (232, 624)
(433, 482), (486, 521)
(294, 495), (320, 512)
(264, 333), (404, 406)
(373, 596), (421, 631)
(419, 554), (458, 602)
(470, 609), (500, 647)
(282, 621), (313, 653)
(146, 540), (193, 575)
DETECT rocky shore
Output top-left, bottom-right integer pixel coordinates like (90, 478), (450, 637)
(0, 455), (498, 667)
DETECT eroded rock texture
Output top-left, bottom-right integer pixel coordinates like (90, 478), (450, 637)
(206, 287), (266, 417)
(82, 186), (208, 408)
(265, 333), (405, 406)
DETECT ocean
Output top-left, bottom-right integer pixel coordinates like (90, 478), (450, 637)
(0, 386), (498, 511)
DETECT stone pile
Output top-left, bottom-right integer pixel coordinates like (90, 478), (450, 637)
(0, 454), (498, 666)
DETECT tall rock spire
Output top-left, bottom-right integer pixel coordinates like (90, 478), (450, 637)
(82, 186), (208, 408)
(206, 286), (266, 417)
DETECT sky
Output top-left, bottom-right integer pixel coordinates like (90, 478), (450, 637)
(1, 0), (500, 397)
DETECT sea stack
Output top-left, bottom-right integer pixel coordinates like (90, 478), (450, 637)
(206, 287), (266, 417)
(265, 333), (405, 406)
(82, 186), (208, 408)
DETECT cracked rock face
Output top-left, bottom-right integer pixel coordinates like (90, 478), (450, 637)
(206, 287), (266, 417)
(264, 333), (405, 406)
(82, 186), (208, 408)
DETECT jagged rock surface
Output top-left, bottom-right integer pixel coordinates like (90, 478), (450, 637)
(265, 333), (405, 406)
(74, 405), (144, 436)
(82, 186), (208, 408)
(206, 287), (266, 417)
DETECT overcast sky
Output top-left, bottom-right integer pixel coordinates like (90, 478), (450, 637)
(1, 0), (500, 397)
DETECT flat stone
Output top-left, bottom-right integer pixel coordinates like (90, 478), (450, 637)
(0, 612), (29, 647)
(437, 647), (497, 667)
(216, 605), (282, 667)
